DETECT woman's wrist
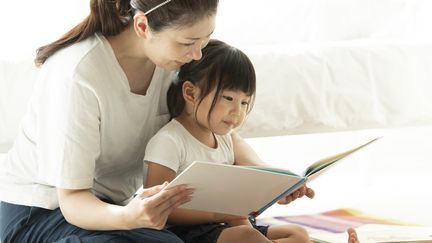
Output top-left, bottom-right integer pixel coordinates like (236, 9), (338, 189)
(103, 203), (132, 230)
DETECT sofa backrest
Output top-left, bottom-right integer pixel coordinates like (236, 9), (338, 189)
(0, 59), (38, 152)
(2, 40), (432, 152)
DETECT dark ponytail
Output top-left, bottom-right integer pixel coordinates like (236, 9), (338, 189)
(34, 0), (133, 67)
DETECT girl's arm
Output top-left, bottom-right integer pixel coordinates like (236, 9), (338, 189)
(145, 162), (247, 225)
(231, 131), (315, 202)
(231, 131), (265, 166)
(57, 182), (192, 230)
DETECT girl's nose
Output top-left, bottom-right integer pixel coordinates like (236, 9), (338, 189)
(230, 103), (243, 116)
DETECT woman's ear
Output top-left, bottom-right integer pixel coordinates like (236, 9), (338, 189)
(182, 81), (199, 104)
(133, 13), (151, 38)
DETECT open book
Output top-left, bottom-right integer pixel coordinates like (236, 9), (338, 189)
(167, 137), (381, 218)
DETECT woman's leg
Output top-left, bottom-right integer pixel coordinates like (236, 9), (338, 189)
(0, 201), (183, 243)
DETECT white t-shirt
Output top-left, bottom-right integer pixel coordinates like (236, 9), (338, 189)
(144, 119), (235, 174)
(0, 33), (175, 209)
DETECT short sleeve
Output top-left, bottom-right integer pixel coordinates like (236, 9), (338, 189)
(144, 132), (182, 173)
(37, 74), (100, 189)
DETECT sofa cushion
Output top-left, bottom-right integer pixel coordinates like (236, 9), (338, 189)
(0, 59), (38, 152)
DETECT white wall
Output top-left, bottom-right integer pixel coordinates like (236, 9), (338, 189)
(2, 0), (432, 61)
(0, 0), (89, 61)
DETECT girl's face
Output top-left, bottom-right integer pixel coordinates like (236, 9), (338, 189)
(195, 88), (251, 135)
(145, 16), (216, 70)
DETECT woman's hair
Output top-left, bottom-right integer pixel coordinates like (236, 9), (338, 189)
(167, 39), (256, 122)
(34, 0), (218, 67)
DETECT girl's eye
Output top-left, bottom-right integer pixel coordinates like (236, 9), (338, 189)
(241, 101), (250, 106)
(222, 96), (233, 101)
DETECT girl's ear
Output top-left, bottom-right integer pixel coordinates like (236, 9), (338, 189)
(182, 81), (199, 104)
(133, 13), (151, 38)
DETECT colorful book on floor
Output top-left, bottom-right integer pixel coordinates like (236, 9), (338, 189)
(313, 224), (432, 243)
(167, 138), (380, 217)
(257, 208), (432, 243)
(257, 208), (407, 233)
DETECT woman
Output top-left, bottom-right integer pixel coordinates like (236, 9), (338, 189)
(0, 0), (217, 242)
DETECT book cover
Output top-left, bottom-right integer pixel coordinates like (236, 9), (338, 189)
(167, 137), (380, 217)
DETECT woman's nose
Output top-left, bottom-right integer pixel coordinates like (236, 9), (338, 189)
(190, 41), (206, 60)
(191, 47), (202, 60)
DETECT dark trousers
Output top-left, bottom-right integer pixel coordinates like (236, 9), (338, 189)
(0, 201), (183, 243)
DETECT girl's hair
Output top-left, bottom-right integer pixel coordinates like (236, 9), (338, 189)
(167, 39), (256, 122)
(34, 0), (218, 67)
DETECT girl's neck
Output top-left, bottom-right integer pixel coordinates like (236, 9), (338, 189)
(175, 115), (217, 149)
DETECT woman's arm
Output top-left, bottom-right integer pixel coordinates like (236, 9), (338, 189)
(57, 183), (192, 230)
(145, 162), (247, 225)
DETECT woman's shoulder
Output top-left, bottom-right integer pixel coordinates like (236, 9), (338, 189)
(41, 33), (111, 76)
(38, 33), (123, 91)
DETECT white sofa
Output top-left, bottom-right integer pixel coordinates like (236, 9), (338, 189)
(239, 40), (432, 138)
(2, 39), (432, 151)
(0, 59), (38, 153)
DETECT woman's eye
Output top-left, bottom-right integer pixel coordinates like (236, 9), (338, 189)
(182, 42), (195, 46)
(222, 96), (233, 101)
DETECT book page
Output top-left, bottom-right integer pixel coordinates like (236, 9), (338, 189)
(245, 165), (299, 176)
(302, 137), (381, 181)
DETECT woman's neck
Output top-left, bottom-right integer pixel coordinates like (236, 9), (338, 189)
(107, 26), (155, 95)
(107, 26), (144, 59)
(176, 115), (217, 149)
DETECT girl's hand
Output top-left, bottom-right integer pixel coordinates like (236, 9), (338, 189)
(122, 182), (194, 230)
(277, 185), (315, 205)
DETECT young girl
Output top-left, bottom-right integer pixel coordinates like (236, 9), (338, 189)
(144, 39), (313, 243)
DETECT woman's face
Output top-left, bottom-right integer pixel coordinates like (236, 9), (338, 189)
(146, 15), (216, 70)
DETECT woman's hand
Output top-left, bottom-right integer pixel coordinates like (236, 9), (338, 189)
(277, 185), (315, 205)
(123, 182), (194, 230)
